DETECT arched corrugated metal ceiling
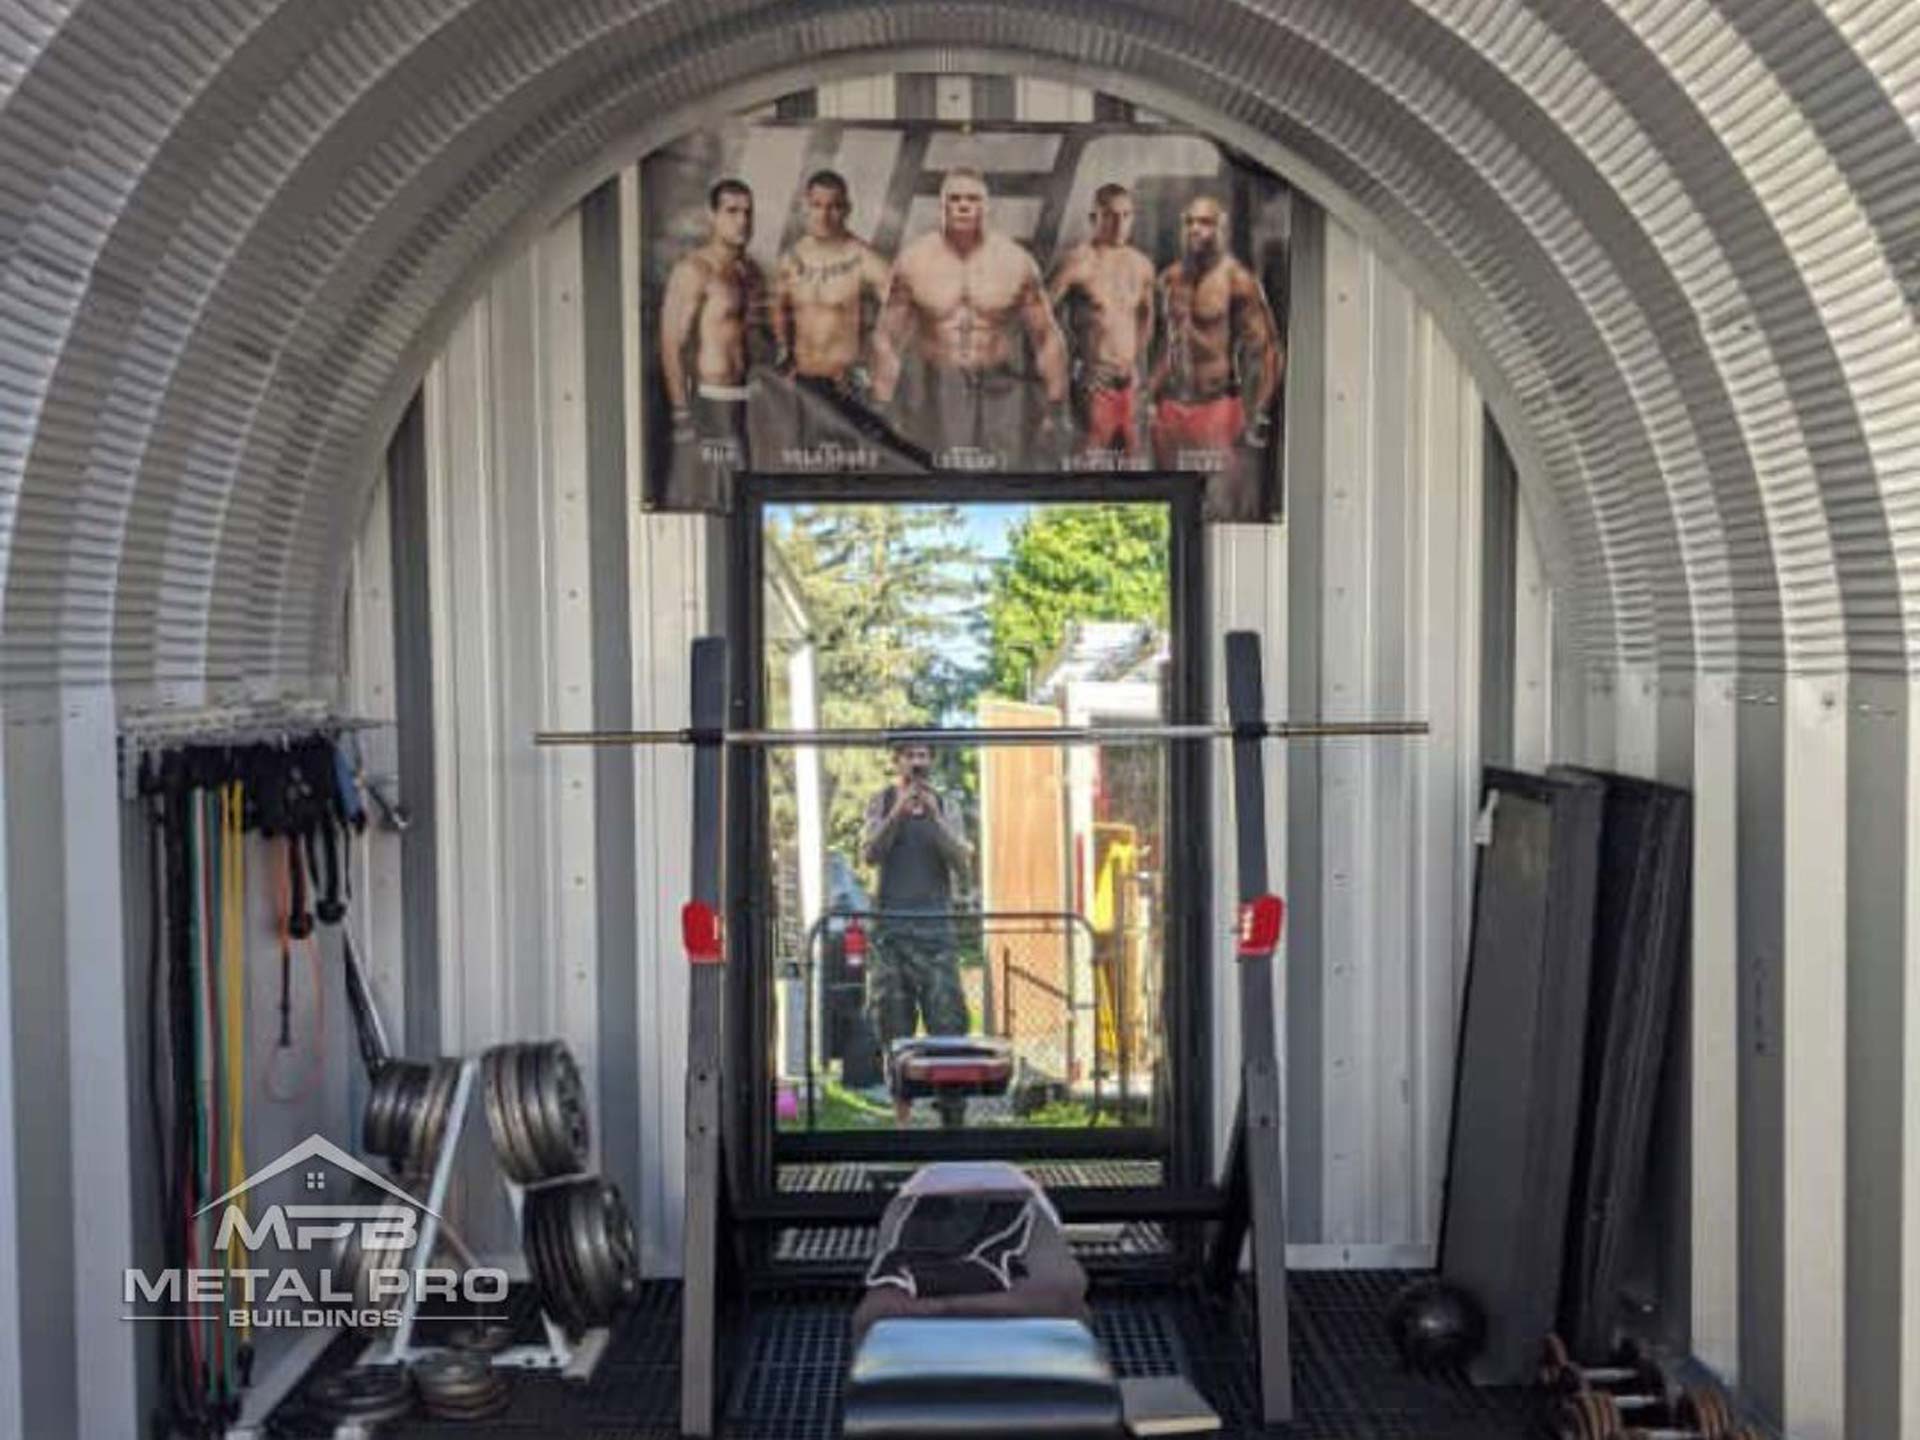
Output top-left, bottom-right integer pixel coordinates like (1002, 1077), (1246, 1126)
(0, 0), (1914, 698)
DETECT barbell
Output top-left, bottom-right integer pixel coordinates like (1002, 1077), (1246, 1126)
(533, 719), (1429, 749)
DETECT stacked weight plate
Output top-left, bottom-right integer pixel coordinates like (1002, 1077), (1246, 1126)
(522, 1176), (641, 1335)
(330, 1180), (453, 1333)
(412, 1350), (512, 1422)
(482, 1042), (592, 1182)
(307, 1367), (415, 1426)
(364, 1058), (463, 1177)
(482, 1041), (639, 1336)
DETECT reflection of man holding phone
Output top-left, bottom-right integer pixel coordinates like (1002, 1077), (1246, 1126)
(862, 741), (973, 1126)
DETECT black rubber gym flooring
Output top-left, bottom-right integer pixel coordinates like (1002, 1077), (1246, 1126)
(267, 1270), (1545, 1437)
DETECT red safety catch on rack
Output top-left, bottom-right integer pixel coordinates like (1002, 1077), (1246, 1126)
(843, 920), (867, 970)
(1237, 894), (1286, 957)
(683, 901), (724, 964)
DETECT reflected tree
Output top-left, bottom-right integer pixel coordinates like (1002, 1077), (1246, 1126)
(984, 505), (1170, 699)
(766, 504), (986, 887)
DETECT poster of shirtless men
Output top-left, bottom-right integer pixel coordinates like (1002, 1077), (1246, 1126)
(641, 121), (1290, 521)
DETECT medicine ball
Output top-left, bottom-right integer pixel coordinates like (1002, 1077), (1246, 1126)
(1384, 1277), (1488, 1373)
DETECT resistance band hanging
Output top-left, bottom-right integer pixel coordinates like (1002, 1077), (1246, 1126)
(137, 729), (390, 1436)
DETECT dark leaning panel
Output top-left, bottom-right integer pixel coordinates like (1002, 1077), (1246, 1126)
(264, 1275), (1541, 1439)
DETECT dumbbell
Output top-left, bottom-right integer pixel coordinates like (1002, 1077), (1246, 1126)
(1541, 1335), (1675, 1424)
(1542, 1337), (1745, 1439)
(1554, 1386), (1756, 1440)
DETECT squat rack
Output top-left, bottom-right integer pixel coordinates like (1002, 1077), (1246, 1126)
(539, 632), (1429, 1436)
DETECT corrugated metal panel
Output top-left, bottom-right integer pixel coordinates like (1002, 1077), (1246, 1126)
(1207, 525), (1287, 1175)
(0, 4), (1916, 1430)
(1781, 673), (1848, 1437)
(344, 467), (406, 1052)
(403, 214), (603, 1262)
(1845, 675), (1907, 1439)
(22, 0), (1920, 689)
(1514, 488), (1554, 769)
(5, 0), (1900, 688)
(1314, 220), (1484, 1252)
(1691, 675), (1742, 1377)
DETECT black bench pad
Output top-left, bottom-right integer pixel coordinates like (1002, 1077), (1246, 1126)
(842, 1317), (1124, 1438)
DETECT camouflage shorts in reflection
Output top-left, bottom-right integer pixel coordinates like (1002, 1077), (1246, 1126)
(868, 924), (970, 1047)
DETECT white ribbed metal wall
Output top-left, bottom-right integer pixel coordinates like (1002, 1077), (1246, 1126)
(0, 4), (1914, 1436)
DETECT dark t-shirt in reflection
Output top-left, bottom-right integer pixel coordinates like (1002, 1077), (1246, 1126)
(865, 787), (963, 933)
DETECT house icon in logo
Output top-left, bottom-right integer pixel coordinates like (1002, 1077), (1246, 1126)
(193, 1134), (438, 1219)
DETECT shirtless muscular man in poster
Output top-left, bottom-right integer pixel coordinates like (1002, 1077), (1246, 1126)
(1149, 194), (1283, 517)
(871, 167), (1070, 469)
(761, 169), (900, 467)
(659, 178), (766, 507)
(773, 170), (892, 394)
(1048, 183), (1157, 463)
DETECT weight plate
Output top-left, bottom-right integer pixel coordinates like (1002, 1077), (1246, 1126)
(389, 1064), (423, 1155)
(422, 1379), (509, 1406)
(405, 1060), (454, 1172)
(398, 1064), (431, 1149)
(523, 1189), (586, 1333)
(403, 1062), (438, 1166)
(587, 1180), (639, 1310)
(536, 1042), (590, 1174)
(529, 1043), (573, 1176)
(517, 1043), (555, 1175)
(1540, 1333), (1572, 1384)
(421, 1380), (511, 1421)
(1541, 1365), (1583, 1398)
(527, 1043), (581, 1180)
(362, 1070), (388, 1153)
(412, 1350), (499, 1402)
(423, 1392), (512, 1421)
(448, 1319), (518, 1354)
(561, 1180), (613, 1317)
(1680, 1385), (1731, 1437)
(542, 1186), (598, 1331)
(1586, 1391), (1620, 1432)
(364, 1062), (414, 1158)
(488, 1044), (526, 1178)
(553, 1043), (590, 1154)
(572, 1180), (624, 1319)
(309, 1367), (415, 1421)
(1551, 1397), (1593, 1440)
(496, 1044), (544, 1182)
(433, 1389), (510, 1409)
(482, 1047), (515, 1172)
(544, 1185), (599, 1331)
